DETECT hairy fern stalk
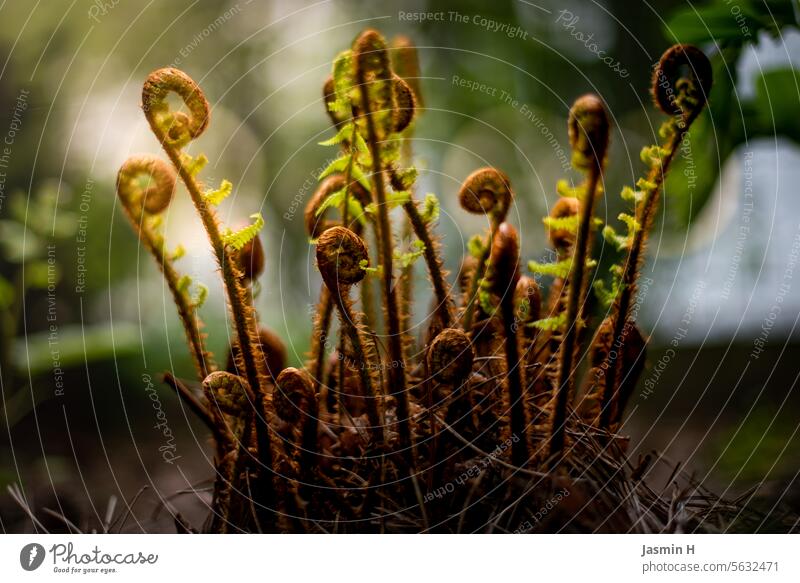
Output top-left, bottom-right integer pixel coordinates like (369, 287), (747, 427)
(116, 32), (774, 533)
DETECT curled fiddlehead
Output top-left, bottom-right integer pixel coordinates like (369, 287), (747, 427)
(596, 45), (712, 431)
(428, 328), (474, 385)
(142, 68), (210, 147)
(116, 155), (214, 379)
(459, 167), (514, 333)
(274, 367), (319, 471)
(140, 67), (274, 520)
(651, 44), (713, 120)
(316, 226), (382, 444)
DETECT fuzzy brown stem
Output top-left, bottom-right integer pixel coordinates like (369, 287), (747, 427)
(549, 165), (602, 467)
(123, 214), (214, 380)
(598, 114), (697, 430)
(403, 200), (454, 329)
(500, 295), (528, 465)
(358, 79), (411, 453)
(329, 286), (383, 445)
(148, 131), (274, 519)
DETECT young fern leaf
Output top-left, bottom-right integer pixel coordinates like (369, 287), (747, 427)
(204, 179), (233, 206)
(222, 213), (264, 250)
(542, 214), (580, 233)
(318, 155), (371, 191)
(180, 152), (208, 177)
(314, 188), (367, 230)
(393, 239), (425, 268)
(556, 179), (586, 200)
(531, 312), (567, 331)
(192, 282), (209, 309)
(420, 193), (440, 223)
(365, 190), (410, 215)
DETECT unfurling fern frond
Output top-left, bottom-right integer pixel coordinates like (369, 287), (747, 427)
(204, 180), (233, 205)
(223, 213), (264, 250)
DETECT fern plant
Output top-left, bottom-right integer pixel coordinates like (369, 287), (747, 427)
(114, 31), (794, 533)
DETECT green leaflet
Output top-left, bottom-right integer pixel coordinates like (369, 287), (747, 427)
(181, 152), (208, 177)
(222, 213), (264, 250)
(531, 312), (566, 331)
(171, 244), (186, 261)
(330, 50), (355, 115)
(319, 121), (369, 156)
(204, 180), (233, 205)
(543, 214), (579, 232)
(529, 257), (598, 279)
(467, 234), (485, 259)
(314, 187), (367, 228)
(177, 274), (192, 293)
(318, 155), (372, 192)
(318, 122), (354, 147)
(636, 177), (657, 192)
(478, 287), (496, 315)
(420, 193), (440, 223)
(640, 144), (669, 168)
(593, 278), (618, 309)
(394, 167), (418, 191)
(620, 186), (644, 204)
(365, 190), (410, 215)
(359, 258), (382, 276)
(602, 213), (640, 251)
(192, 283), (208, 309)
(393, 240), (425, 268)
(556, 179), (586, 199)
(528, 258), (573, 279)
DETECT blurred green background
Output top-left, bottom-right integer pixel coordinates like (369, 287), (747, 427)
(1, 0), (799, 531)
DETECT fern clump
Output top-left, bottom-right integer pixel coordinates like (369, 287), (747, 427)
(114, 30), (791, 533)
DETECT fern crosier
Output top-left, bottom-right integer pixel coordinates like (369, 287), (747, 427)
(137, 66), (274, 522)
(594, 44), (713, 430)
(116, 155), (214, 379)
